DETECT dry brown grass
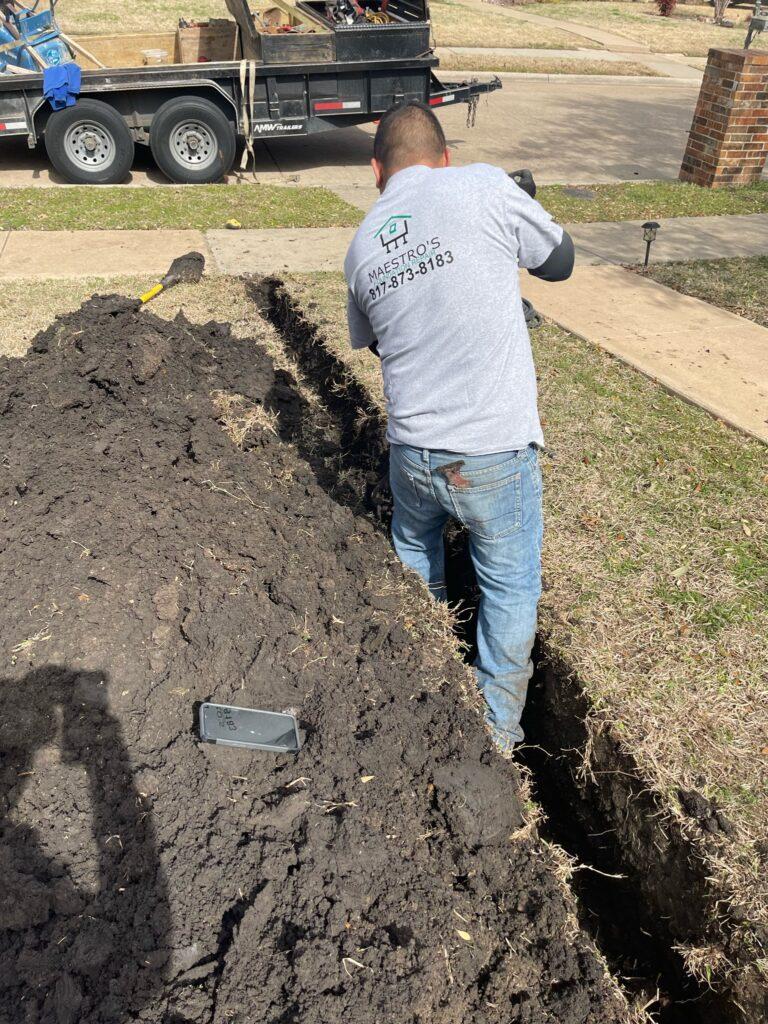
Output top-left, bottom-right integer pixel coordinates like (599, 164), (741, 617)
(59, 0), (231, 36)
(277, 270), (768, 992)
(211, 389), (279, 446)
(51, 0), (768, 55)
(437, 50), (661, 74)
(429, 0), (600, 48)
(526, 0), (768, 55)
(57, 0), (595, 48)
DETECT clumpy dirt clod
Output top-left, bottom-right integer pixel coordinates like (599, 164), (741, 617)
(0, 296), (629, 1024)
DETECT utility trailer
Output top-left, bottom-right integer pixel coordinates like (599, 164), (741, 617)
(0, 0), (500, 185)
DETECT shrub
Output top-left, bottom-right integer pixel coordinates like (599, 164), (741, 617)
(712, 0), (732, 26)
(655, 0), (677, 14)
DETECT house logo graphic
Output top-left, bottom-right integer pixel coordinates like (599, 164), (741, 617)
(374, 215), (411, 254)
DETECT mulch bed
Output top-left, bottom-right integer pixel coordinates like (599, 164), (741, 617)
(0, 297), (629, 1024)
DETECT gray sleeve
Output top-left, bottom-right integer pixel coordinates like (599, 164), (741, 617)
(346, 288), (376, 351)
(503, 176), (564, 271)
(528, 229), (575, 282)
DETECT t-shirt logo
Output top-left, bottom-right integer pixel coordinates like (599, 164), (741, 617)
(374, 215), (411, 254)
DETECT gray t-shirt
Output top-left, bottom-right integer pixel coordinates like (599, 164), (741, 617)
(344, 162), (562, 455)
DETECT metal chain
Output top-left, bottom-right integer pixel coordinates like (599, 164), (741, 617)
(466, 91), (479, 129)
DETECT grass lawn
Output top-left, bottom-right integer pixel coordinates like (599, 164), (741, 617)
(0, 184), (362, 231)
(3, 181), (765, 232)
(51, 0), (768, 56)
(277, 268), (768, 989)
(429, 0), (598, 49)
(527, 1), (767, 56)
(644, 255), (768, 328)
(537, 180), (768, 223)
(438, 50), (660, 75)
(59, 0), (598, 50)
(59, 0), (233, 36)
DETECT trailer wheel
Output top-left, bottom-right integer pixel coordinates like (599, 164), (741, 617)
(44, 99), (135, 185)
(150, 97), (236, 185)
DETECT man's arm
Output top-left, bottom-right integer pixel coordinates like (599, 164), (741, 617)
(346, 288), (377, 351)
(528, 229), (574, 282)
(507, 171), (574, 283)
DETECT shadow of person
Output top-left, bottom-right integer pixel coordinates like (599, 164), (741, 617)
(0, 667), (171, 1024)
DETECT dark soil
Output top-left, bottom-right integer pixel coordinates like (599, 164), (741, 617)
(0, 296), (630, 1024)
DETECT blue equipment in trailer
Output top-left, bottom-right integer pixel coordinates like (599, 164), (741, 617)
(0, 1), (72, 73)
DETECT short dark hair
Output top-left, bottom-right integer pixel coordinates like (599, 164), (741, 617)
(373, 101), (447, 173)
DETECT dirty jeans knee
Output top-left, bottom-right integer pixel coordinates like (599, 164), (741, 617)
(474, 617), (538, 750)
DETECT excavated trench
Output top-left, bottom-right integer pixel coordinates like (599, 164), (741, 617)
(1, 291), (633, 1024)
(259, 277), (737, 1024)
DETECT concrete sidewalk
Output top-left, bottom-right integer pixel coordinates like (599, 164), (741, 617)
(571, 213), (768, 266)
(523, 266), (768, 442)
(0, 228), (353, 280)
(4, 213), (766, 280)
(0, 229), (211, 281)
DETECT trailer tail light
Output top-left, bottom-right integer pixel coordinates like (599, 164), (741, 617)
(314, 100), (362, 112)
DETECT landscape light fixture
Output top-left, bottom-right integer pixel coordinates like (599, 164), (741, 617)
(642, 221), (660, 268)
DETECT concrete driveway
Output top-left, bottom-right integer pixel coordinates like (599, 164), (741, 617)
(0, 75), (702, 198)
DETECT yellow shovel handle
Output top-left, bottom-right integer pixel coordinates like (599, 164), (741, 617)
(140, 283), (164, 304)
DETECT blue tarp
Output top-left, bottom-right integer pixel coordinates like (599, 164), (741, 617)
(43, 63), (82, 111)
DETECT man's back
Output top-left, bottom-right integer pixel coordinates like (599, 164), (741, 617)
(344, 162), (562, 456)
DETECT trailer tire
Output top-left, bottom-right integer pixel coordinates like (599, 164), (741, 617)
(44, 100), (134, 185)
(150, 97), (236, 185)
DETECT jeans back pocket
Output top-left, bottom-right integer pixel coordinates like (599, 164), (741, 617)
(448, 470), (523, 540)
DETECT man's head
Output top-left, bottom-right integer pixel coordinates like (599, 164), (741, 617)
(371, 101), (450, 192)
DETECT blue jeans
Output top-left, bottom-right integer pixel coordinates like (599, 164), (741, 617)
(389, 443), (543, 749)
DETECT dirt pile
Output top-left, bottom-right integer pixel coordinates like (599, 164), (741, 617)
(0, 297), (629, 1024)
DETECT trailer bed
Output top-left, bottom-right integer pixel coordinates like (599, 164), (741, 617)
(0, 0), (501, 184)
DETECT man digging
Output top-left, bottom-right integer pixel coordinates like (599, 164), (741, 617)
(344, 101), (574, 753)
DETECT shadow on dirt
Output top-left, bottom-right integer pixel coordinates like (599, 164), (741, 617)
(0, 666), (170, 1024)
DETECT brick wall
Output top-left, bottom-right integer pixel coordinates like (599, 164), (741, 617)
(680, 47), (768, 188)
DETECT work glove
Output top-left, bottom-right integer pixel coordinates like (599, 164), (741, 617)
(509, 169), (537, 199)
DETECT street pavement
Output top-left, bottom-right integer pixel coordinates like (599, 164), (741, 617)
(0, 76), (702, 194)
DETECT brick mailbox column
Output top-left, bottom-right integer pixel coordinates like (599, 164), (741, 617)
(680, 47), (768, 187)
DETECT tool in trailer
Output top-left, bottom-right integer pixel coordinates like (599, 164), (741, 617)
(326, 0), (366, 25)
(139, 252), (206, 305)
(199, 703), (302, 753)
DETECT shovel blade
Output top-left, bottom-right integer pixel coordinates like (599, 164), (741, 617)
(165, 251), (206, 286)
